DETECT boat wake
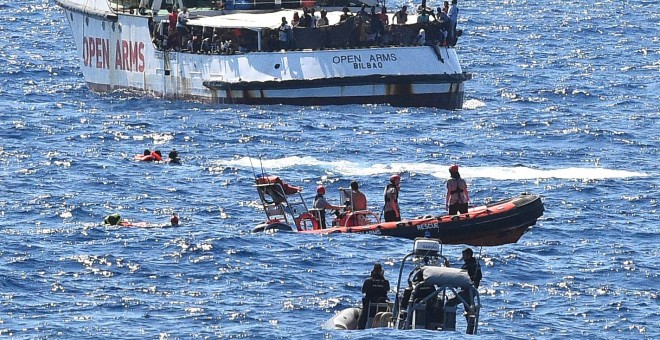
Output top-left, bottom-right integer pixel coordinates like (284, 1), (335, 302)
(219, 156), (647, 180)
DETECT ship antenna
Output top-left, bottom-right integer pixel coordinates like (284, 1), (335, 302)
(230, 102), (258, 180)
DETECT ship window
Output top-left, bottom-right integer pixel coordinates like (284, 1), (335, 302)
(85, 17), (89, 26)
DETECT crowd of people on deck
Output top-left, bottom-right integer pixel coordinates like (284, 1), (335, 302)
(277, 0), (460, 50)
(150, 0), (462, 53)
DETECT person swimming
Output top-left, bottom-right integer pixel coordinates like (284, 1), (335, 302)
(168, 149), (181, 164)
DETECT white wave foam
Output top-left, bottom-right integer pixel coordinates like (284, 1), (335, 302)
(462, 99), (486, 110)
(218, 157), (647, 180)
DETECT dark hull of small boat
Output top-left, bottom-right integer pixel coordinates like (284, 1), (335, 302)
(311, 193), (544, 246)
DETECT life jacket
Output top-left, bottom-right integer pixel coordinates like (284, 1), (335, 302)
(447, 178), (468, 204)
(383, 183), (398, 203)
(151, 151), (162, 161)
(104, 213), (122, 226)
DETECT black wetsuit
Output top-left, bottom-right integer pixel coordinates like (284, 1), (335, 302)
(357, 275), (390, 329)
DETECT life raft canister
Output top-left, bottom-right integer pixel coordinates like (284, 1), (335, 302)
(294, 212), (321, 231)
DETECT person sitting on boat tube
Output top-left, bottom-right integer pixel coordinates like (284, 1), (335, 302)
(445, 164), (469, 215)
(312, 185), (343, 229)
(357, 263), (390, 329)
(383, 175), (401, 222)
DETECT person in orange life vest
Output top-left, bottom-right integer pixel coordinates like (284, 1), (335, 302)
(383, 174), (401, 222)
(348, 181), (367, 211)
(170, 213), (179, 227)
(150, 150), (163, 161)
(357, 263), (390, 329)
(312, 185), (343, 228)
(446, 164), (469, 214)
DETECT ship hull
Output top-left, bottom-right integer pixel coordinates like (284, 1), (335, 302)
(58, 1), (470, 109)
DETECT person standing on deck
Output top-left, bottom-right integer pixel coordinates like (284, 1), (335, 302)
(447, 0), (459, 45)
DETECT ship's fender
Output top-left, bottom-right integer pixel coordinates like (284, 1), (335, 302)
(323, 307), (361, 330)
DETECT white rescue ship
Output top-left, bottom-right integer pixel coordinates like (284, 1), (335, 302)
(56, 0), (471, 108)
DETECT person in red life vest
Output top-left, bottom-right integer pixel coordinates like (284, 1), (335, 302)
(136, 149), (163, 162)
(446, 164), (469, 214)
(383, 174), (401, 222)
(170, 213), (179, 227)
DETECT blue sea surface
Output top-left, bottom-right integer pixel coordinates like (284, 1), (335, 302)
(0, 0), (658, 338)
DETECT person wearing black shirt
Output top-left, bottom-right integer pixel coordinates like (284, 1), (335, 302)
(357, 263), (390, 329)
(461, 247), (482, 288)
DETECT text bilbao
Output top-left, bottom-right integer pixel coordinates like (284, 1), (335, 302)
(82, 36), (145, 72)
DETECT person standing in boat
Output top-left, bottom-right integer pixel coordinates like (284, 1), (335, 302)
(312, 185), (343, 229)
(357, 263), (390, 329)
(393, 5), (408, 24)
(445, 164), (469, 215)
(278, 17), (293, 50)
(176, 7), (190, 51)
(447, 0), (459, 45)
(348, 181), (367, 211)
(383, 175), (401, 222)
(458, 247), (481, 334)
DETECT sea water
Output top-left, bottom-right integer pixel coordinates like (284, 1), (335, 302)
(0, 0), (658, 338)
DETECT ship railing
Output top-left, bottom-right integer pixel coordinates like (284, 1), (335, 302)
(150, 15), (457, 54)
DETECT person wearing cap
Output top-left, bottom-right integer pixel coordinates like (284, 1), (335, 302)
(357, 263), (390, 329)
(312, 185), (343, 228)
(383, 174), (401, 222)
(445, 164), (469, 215)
